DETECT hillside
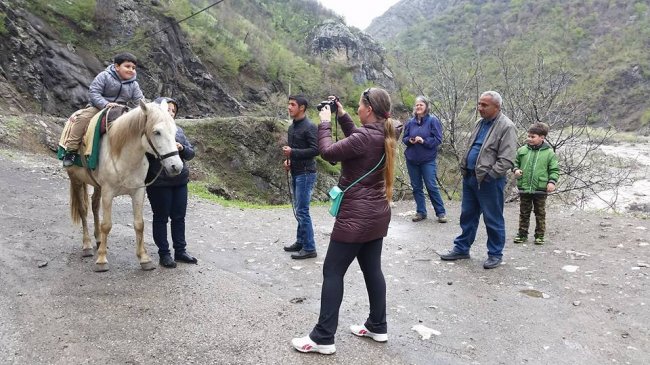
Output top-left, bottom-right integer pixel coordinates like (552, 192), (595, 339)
(367, 0), (650, 132)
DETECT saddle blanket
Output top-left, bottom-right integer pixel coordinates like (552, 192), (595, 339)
(57, 108), (108, 170)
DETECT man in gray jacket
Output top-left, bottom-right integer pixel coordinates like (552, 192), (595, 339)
(439, 91), (517, 269)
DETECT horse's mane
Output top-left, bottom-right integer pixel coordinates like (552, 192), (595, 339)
(108, 106), (160, 158)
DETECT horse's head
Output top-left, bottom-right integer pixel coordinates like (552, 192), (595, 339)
(140, 99), (183, 176)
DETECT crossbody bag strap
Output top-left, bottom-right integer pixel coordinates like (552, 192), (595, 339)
(342, 153), (385, 193)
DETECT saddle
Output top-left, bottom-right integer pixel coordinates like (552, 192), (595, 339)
(99, 105), (129, 134)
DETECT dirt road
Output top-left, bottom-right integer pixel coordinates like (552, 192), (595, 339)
(0, 150), (648, 364)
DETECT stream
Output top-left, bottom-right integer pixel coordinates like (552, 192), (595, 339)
(583, 141), (650, 214)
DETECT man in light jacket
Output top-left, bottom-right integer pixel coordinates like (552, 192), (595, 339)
(439, 91), (517, 269)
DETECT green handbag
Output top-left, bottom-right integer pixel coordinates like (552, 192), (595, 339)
(328, 154), (385, 217)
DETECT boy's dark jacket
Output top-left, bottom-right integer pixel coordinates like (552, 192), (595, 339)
(515, 141), (559, 193)
(288, 117), (318, 175)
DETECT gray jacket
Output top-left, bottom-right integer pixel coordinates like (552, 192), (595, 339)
(460, 112), (517, 183)
(88, 65), (144, 109)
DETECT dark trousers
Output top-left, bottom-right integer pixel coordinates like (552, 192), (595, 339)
(518, 193), (547, 237)
(146, 184), (188, 256)
(310, 238), (387, 345)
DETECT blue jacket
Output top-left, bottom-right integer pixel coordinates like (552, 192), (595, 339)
(402, 114), (443, 164)
(146, 127), (195, 187)
(88, 65), (145, 109)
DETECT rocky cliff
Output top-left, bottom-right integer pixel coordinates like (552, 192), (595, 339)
(310, 20), (396, 90)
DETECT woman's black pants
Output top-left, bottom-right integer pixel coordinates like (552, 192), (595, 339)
(309, 237), (387, 345)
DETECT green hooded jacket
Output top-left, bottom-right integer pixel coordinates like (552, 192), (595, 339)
(514, 141), (559, 193)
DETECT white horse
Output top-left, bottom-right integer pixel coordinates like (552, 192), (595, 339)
(67, 100), (183, 272)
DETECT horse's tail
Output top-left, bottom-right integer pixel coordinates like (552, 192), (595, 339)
(69, 180), (88, 225)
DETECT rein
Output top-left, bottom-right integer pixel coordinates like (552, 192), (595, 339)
(285, 165), (298, 221)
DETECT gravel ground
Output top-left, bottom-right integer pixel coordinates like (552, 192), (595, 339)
(0, 150), (648, 365)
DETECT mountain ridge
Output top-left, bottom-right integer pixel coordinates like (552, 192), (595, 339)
(366, 0), (650, 132)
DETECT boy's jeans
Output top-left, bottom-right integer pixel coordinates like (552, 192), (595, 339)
(292, 172), (317, 252)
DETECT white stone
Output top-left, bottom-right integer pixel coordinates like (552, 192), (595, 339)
(412, 324), (441, 340)
(562, 265), (579, 273)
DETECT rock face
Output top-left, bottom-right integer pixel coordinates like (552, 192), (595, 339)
(309, 20), (396, 91)
(0, 1), (243, 118)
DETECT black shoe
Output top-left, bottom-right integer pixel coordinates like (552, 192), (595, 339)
(412, 214), (427, 222)
(283, 242), (302, 252)
(175, 251), (198, 264)
(159, 254), (177, 268)
(483, 256), (502, 269)
(62, 152), (76, 167)
(439, 250), (470, 261)
(291, 249), (317, 260)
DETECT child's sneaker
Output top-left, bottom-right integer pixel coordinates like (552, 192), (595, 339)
(350, 324), (388, 342)
(534, 235), (545, 245)
(291, 335), (336, 355)
(513, 234), (527, 244)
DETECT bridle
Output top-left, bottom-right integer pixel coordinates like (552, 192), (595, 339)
(141, 132), (180, 187)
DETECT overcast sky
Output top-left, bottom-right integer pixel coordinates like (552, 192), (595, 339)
(317, 0), (401, 30)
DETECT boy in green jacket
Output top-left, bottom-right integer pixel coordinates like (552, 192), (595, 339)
(512, 122), (559, 245)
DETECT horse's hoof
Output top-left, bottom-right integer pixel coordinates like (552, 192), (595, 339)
(140, 261), (156, 271)
(94, 263), (109, 272)
(82, 248), (94, 257)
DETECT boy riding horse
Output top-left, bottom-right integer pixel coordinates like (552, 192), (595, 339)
(61, 52), (145, 167)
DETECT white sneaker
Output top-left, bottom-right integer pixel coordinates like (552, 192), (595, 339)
(291, 335), (336, 355)
(350, 324), (388, 342)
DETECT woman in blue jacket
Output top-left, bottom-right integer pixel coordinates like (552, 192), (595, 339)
(146, 97), (197, 268)
(402, 96), (447, 223)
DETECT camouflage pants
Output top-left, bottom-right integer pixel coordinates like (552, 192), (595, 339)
(518, 193), (547, 237)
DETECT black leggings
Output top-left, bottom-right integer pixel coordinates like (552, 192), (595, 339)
(309, 238), (387, 345)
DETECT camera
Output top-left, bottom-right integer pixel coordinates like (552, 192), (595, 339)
(316, 97), (338, 115)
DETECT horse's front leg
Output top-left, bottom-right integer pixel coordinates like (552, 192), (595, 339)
(133, 188), (154, 271)
(95, 192), (113, 272)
